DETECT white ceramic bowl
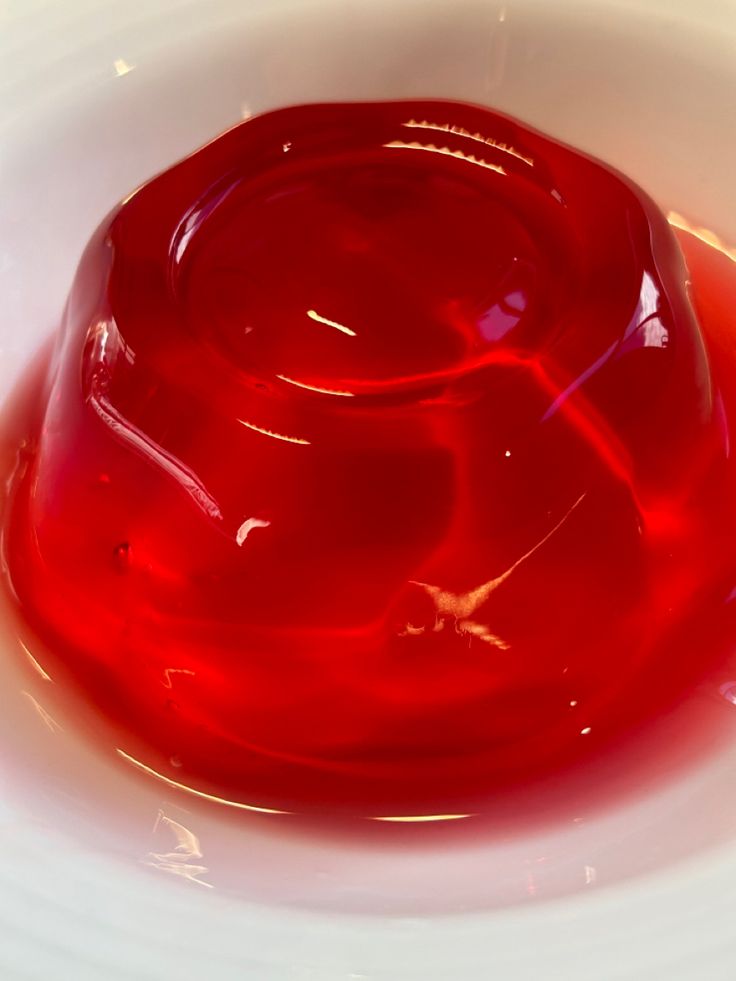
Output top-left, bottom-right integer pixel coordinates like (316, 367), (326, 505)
(1, 1), (736, 977)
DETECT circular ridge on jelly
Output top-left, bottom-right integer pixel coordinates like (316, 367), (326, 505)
(4, 100), (733, 815)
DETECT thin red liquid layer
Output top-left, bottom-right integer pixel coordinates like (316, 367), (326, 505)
(4, 101), (736, 816)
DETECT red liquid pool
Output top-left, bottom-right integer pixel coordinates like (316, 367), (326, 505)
(4, 101), (736, 816)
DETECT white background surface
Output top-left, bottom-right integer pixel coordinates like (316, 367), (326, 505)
(1, 1), (736, 977)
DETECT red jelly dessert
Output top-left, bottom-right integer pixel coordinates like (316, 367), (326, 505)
(4, 100), (736, 815)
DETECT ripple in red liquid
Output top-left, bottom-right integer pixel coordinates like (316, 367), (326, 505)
(5, 101), (736, 816)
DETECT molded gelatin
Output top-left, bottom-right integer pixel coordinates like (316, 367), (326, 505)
(5, 101), (735, 814)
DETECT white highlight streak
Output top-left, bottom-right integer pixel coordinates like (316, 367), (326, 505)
(384, 140), (507, 175)
(372, 813), (475, 823)
(277, 374), (354, 397)
(89, 393), (223, 521)
(238, 419), (311, 446)
(116, 749), (289, 815)
(19, 640), (52, 682)
(307, 309), (357, 337)
(236, 517), (271, 546)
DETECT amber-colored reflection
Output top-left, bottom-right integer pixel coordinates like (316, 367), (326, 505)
(668, 212), (736, 262)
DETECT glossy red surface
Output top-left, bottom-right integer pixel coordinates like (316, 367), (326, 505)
(5, 101), (736, 815)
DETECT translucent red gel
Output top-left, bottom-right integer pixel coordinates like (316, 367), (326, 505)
(5, 101), (736, 815)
